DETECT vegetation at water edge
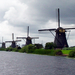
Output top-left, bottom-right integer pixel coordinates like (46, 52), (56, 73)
(1, 42), (75, 58)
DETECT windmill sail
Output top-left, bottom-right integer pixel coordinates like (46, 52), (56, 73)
(5, 41), (13, 43)
(31, 37), (39, 39)
(58, 8), (60, 28)
(38, 29), (56, 31)
(12, 33), (14, 41)
(15, 40), (21, 42)
(27, 26), (29, 37)
(17, 37), (27, 39)
(64, 28), (75, 30)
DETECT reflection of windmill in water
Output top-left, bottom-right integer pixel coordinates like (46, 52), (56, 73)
(5, 33), (21, 48)
(17, 26), (39, 45)
(38, 8), (75, 48)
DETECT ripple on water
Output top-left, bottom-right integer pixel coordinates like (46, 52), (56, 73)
(0, 51), (75, 75)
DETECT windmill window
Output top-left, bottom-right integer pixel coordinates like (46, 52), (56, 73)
(63, 30), (65, 32)
(59, 29), (62, 32)
(59, 29), (65, 32)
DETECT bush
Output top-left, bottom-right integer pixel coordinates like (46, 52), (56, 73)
(45, 42), (56, 49)
(34, 49), (46, 54)
(19, 44), (36, 53)
(26, 44), (36, 53)
(13, 48), (19, 52)
(6, 47), (13, 51)
(68, 51), (75, 57)
(17, 46), (21, 49)
(55, 49), (63, 55)
(34, 44), (43, 49)
(19, 46), (27, 53)
(5, 47), (19, 52)
(34, 49), (56, 56)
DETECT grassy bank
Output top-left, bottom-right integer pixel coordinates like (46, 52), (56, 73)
(33, 49), (56, 56)
(1, 45), (75, 58)
(0, 48), (6, 51)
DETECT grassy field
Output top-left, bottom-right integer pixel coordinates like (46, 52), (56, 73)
(62, 50), (73, 54)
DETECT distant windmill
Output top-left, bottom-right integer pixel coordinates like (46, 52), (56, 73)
(17, 26), (39, 45)
(38, 8), (75, 48)
(5, 33), (21, 48)
(0, 37), (6, 48)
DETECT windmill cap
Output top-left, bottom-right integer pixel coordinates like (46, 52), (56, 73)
(27, 36), (31, 39)
(55, 27), (66, 33)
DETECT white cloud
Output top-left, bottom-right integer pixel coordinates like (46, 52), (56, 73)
(4, 1), (28, 25)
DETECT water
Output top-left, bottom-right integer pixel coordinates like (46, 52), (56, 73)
(0, 51), (75, 75)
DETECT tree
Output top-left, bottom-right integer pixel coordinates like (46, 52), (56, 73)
(45, 42), (56, 49)
(34, 44), (43, 49)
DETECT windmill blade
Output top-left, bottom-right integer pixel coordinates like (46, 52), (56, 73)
(12, 33), (14, 41)
(15, 40), (21, 42)
(16, 37), (27, 39)
(64, 28), (75, 30)
(27, 26), (29, 37)
(31, 37), (39, 39)
(58, 8), (60, 28)
(38, 29), (56, 31)
(5, 41), (13, 43)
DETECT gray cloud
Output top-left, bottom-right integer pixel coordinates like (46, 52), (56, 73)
(10, 0), (75, 27)
(0, 0), (75, 47)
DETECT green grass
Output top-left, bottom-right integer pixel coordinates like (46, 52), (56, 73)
(33, 49), (55, 55)
(0, 48), (6, 51)
(62, 50), (73, 54)
(63, 47), (75, 50)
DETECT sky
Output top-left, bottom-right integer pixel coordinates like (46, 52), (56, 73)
(0, 0), (75, 47)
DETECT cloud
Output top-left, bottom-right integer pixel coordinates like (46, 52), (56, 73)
(3, 0), (75, 25)
(0, 0), (75, 47)
(4, 1), (28, 25)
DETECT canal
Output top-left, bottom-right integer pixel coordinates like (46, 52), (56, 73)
(0, 51), (75, 75)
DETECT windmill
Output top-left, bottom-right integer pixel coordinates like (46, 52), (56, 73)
(16, 26), (39, 45)
(5, 33), (21, 48)
(0, 37), (6, 48)
(38, 8), (75, 48)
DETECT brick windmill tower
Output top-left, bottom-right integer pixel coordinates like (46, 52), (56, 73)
(5, 33), (21, 48)
(38, 8), (75, 48)
(17, 26), (39, 45)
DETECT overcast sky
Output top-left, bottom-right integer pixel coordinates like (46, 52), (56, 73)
(0, 0), (75, 47)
